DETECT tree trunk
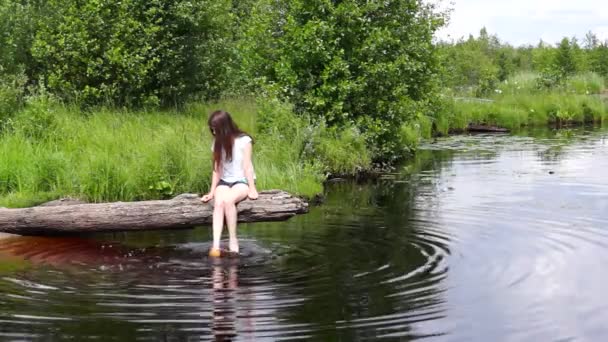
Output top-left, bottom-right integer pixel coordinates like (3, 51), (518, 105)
(0, 190), (308, 236)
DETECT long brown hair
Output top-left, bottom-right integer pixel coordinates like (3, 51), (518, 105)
(208, 110), (250, 170)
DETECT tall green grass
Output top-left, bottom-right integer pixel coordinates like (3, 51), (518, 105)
(2, 72), (605, 208)
(0, 99), (213, 207)
(499, 71), (541, 95)
(441, 93), (608, 132)
(499, 71), (605, 96)
(0, 95), (374, 207)
(435, 71), (608, 133)
(567, 72), (605, 94)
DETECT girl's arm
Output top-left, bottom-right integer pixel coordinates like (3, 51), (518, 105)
(242, 142), (258, 200)
(202, 162), (221, 202)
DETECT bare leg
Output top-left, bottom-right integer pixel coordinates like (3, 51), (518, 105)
(212, 186), (231, 252)
(223, 184), (249, 253)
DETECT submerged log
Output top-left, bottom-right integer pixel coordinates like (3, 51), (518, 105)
(0, 190), (308, 236)
(446, 124), (510, 135)
(466, 124), (510, 133)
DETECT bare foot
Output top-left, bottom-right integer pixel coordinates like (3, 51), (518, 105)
(229, 238), (239, 254)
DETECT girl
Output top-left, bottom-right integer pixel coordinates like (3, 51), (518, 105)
(201, 110), (258, 257)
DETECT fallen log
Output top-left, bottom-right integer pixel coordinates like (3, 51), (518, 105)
(466, 124), (510, 133)
(0, 190), (308, 236)
(445, 124), (510, 135)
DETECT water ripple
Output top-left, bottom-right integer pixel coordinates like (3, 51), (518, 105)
(1, 127), (608, 340)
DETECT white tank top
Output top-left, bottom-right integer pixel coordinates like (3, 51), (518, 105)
(212, 135), (255, 182)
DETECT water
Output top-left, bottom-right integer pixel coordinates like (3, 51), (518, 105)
(1, 127), (608, 341)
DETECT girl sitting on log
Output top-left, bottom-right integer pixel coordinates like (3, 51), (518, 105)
(201, 110), (258, 257)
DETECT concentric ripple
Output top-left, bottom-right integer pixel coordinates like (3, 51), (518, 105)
(1, 127), (608, 340)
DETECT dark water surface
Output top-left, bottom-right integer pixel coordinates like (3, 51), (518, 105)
(1, 127), (607, 341)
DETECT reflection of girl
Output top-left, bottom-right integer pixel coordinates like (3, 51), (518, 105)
(211, 262), (238, 340)
(201, 110), (258, 257)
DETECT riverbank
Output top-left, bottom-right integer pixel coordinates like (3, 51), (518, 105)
(0, 96), (371, 207)
(435, 72), (608, 135)
(1, 90), (606, 208)
(438, 93), (608, 135)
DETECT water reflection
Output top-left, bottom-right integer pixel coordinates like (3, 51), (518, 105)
(0, 233), (273, 340)
(1, 126), (608, 340)
(0, 233), (143, 268)
(211, 259), (238, 341)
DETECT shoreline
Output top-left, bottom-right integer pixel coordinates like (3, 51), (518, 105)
(0, 93), (606, 209)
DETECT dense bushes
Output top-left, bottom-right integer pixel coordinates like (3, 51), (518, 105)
(30, 0), (234, 106)
(241, 0), (445, 161)
(1, 0), (446, 162)
(438, 29), (608, 98)
(0, 70), (27, 126)
(1, 0), (607, 206)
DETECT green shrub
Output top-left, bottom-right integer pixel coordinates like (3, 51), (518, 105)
(31, 0), (234, 107)
(0, 70), (27, 128)
(241, 0), (445, 161)
(565, 72), (605, 94)
(13, 91), (59, 139)
(311, 124), (370, 176)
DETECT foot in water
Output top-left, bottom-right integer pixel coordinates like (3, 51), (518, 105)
(229, 238), (239, 254)
(208, 247), (240, 258)
(208, 248), (221, 257)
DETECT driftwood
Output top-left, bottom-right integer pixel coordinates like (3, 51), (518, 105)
(466, 124), (509, 133)
(445, 124), (510, 136)
(0, 190), (308, 236)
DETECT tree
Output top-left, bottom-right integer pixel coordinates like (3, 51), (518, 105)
(589, 42), (608, 77)
(30, 0), (234, 107)
(241, 0), (446, 161)
(0, 0), (40, 76)
(583, 31), (599, 49)
(512, 45), (534, 71)
(496, 49), (514, 82)
(532, 40), (556, 72)
(437, 29), (503, 96)
(554, 37), (577, 76)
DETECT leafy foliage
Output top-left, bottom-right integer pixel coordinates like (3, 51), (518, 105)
(241, 0), (446, 161)
(439, 28), (608, 98)
(30, 0), (234, 106)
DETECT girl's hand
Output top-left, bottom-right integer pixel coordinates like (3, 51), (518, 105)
(201, 192), (214, 203)
(248, 188), (259, 200)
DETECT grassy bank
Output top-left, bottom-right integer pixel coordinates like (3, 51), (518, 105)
(0, 96), (371, 208)
(434, 72), (608, 135)
(1, 72), (607, 208)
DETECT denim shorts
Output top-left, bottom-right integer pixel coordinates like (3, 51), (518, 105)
(217, 179), (248, 188)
